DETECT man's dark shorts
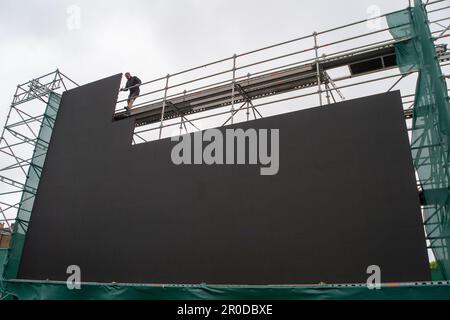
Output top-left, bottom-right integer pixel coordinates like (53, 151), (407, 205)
(128, 90), (140, 102)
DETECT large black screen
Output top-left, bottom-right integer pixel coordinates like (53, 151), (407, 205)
(17, 74), (430, 284)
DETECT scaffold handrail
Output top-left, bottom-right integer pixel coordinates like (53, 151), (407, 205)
(114, 3), (449, 140)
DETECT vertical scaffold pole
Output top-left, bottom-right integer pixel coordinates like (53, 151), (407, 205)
(179, 117), (184, 136)
(325, 83), (331, 105)
(230, 54), (237, 125)
(159, 74), (170, 139)
(179, 90), (187, 136)
(313, 32), (323, 106)
(246, 73), (251, 121)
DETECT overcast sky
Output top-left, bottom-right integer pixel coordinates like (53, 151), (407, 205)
(0, 0), (417, 121)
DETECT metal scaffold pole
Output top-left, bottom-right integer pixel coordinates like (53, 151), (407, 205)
(159, 74), (171, 139)
(230, 54), (237, 125)
(313, 32), (323, 107)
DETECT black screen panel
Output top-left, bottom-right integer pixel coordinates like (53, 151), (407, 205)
(16, 74), (431, 284)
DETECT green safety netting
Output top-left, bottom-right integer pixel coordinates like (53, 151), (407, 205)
(0, 280), (450, 300)
(387, 0), (450, 280)
(0, 250), (7, 279)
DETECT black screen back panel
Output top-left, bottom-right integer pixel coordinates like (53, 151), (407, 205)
(17, 74), (430, 284)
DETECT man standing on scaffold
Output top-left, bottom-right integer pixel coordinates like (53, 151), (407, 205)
(120, 72), (142, 113)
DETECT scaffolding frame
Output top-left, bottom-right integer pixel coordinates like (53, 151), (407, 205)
(0, 70), (78, 233)
(112, 1), (449, 146)
(0, 1), (447, 248)
(0, 1), (449, 297)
